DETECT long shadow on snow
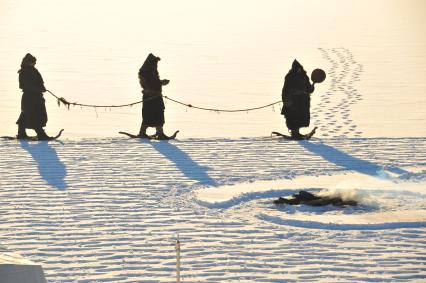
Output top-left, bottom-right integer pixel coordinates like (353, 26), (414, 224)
(299, 140), (408, 178)
(19, 140), (67, 190)
(148, 140), (216, 186)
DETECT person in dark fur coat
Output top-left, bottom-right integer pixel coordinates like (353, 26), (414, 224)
(137, 53), (170, 139)
(281, 59), (315, 139)
(16, 53), (51, 139)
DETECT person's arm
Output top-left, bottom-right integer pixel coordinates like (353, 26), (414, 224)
(308, 83), (315, 94)
(19, 70), (44, 93)
(140, 71), (162, 90)
(282, 76), (296, 106)
(37, 70), (47, 92)
(304, 74), (314, 94)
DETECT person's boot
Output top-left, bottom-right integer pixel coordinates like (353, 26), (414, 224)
(35, 127), (51, 140)
(138, 125), (150, 138)
(17, 125), (29, 139)
(138, 132), (150, 138)
(290, 129), (304, 140)
(155, 127), (169, 140)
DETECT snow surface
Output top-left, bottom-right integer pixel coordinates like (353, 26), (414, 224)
(1, 1), (426, 282)
(0, 137), (425, 282)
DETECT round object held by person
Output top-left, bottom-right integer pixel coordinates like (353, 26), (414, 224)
(311, 68), (326, 83)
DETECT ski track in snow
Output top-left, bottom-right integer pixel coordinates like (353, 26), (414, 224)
(1, 137), (426, 282)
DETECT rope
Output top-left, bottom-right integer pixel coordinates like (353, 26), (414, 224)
(163, 96), (281, 113)
(47, 90), (282, 113)
(47, 90), (143, 109)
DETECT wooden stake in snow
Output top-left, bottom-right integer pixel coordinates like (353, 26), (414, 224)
(175, 234), (181, 282)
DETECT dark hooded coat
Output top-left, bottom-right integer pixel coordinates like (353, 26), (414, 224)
(281, 60), (314, 130)
(139, 53), (165, 127)
(16, 65), (47, 129)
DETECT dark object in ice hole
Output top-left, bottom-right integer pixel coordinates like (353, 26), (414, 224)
(273, 190), (357, 206)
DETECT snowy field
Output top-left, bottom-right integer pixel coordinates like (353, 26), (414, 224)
(1, 0), (426, 282)
(0, 137), (426, 282)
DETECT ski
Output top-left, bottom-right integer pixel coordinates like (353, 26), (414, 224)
(119, 130), (179, 140)
(1, 129), (64, 141)
(118, 132), (152, 139)
(272, 127), (317, 140)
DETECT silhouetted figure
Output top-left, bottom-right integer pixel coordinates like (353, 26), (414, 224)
(281, 60), (315, 139)
(16, 53), (51, 140)
(138, 53), (171, 139)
